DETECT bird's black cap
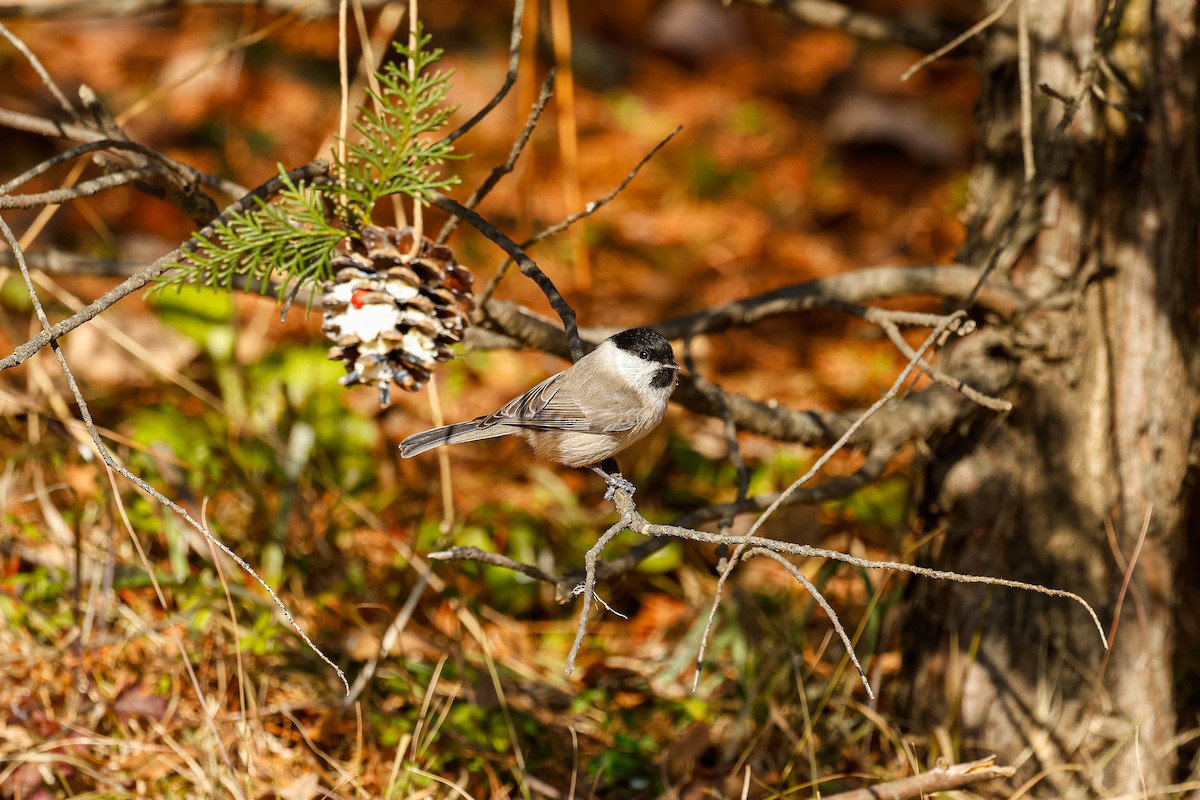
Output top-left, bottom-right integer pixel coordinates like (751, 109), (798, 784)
(609, 327), (676, 364)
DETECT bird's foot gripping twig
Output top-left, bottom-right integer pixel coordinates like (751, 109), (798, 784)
(589, 465), (636, 500)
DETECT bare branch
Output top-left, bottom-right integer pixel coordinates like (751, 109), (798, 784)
(0, 105), (106, 142)
(654, 264), (1028, 338)
(552, 439), (900, 602)
(428, 545), (559, 584)
(748, 315), (963, 541)
(901, 0), (1015, 81)
(614, 492), (1109, 647)
(521, 125), (683, 251)
(473, 294), (986, 450)
(869, 309), (1013, 411)
(0, 103), (244, 211)
(819, 755), (1015, 800)
(416, 440), (897, 601)
(564, 514), (636, 674)
(0, 167), (156, 209)
(693, 316), (962, 692)
(557, 488), (1109, 678)
(0, 21), (76, 116)
(0, 139), (198, 195)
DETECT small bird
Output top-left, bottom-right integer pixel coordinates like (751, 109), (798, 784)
(400, 327), (680, 497)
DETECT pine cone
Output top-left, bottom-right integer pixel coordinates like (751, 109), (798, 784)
(321, 225), (475, 406)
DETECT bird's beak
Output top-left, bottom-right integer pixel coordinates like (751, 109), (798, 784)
(667, 360), (681, 371)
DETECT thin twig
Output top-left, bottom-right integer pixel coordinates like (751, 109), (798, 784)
(110, 473), (245, 800)
(564, 514), (634, 675)
(965, 0), (1133, 312)
(1017, 0), (1035, 182)
(560, 483), (1109, 677)
(871, 311), (1012, 411)
(0, 21), (76, 117)
(1097, 505), (1151, 682)
(0, 139), (196, 195)
(743, 547), (873, 698)
(424, 189), (582, 361)
(418, 442), (898, 600)
(1054, 0), (1129, 134)
(0, 167), (156, 209)
(613, 492), (1110, 646)
(902, 0), (1015, 81)
(651, 264), (1028, 339)
(438, 68), (556, 247)
(692, 316), (961, 691)
(479, 125), (682, 308)
(429, 545), (558, 584)
(436, 0), (525, 147)
(523, 126), (682, 250)
(747, 313), (964, 541)
(0, 213), (349, 694)
(553, 440), (899, 602)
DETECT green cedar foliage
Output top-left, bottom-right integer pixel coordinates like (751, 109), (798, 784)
(157, 28), (461, 301)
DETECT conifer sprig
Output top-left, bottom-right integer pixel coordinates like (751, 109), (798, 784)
(158, 27), (460, 298)
(339, 30), (460, 223)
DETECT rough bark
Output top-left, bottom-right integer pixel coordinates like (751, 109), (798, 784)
(901, 0), (1199, 796)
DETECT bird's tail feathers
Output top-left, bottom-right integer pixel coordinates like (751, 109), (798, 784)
(399, 421), (518, 458)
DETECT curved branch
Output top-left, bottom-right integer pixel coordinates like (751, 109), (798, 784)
(0, 139), (193, 195)
(654, 264), (1028, 338)
(426, 190), (582, 361)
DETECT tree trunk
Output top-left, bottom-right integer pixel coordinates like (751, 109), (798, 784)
(901, 1), (1199, 796)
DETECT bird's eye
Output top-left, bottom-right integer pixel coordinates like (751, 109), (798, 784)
(638, 350), (649, 360)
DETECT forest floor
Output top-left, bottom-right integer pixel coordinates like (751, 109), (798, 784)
(0, 2), (989, 797)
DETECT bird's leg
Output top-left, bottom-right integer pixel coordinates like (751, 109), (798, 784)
(589, 458), (635, 501)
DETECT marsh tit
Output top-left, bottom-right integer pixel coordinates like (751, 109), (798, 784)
(399, 328), (679, 497)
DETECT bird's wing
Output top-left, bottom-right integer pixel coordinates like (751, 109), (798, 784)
(480, 372), (636, 433)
